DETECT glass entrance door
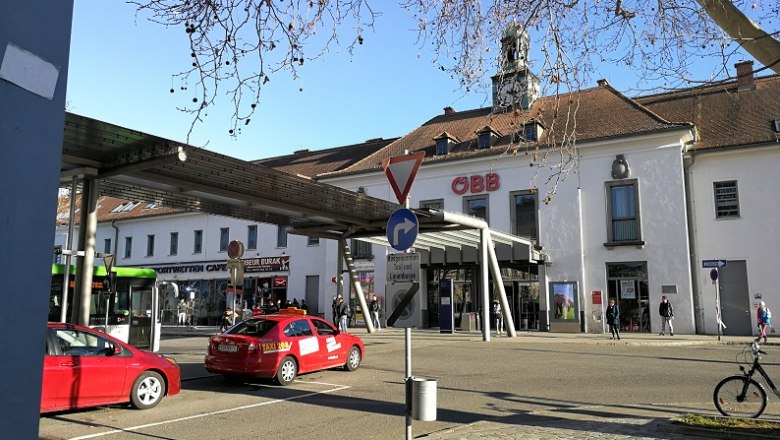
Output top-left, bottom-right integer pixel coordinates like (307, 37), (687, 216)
(606, 262), (649, 333)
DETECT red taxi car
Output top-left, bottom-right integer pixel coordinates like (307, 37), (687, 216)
(205, 308), (364, 385)
(42, 322), (181, 413)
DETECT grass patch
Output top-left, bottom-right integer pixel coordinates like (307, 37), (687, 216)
(675, 413), (780, 436)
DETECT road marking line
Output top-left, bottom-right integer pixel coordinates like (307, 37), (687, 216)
(68, 384), (351, 440)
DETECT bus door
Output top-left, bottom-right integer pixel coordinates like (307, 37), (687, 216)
(128, 286), (155, 350)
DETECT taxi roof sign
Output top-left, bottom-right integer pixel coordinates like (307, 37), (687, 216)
(278, 307), (307, 316)
(382, 152), (424, 205)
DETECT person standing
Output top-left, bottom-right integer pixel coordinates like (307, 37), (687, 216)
(369, 295), (381, 331)
(492, 299), (504, 334)
(659, 295), (674, 336)
(331, 296), (339, 325)
(220, 308), (235, 332)
(757, 301), (772, 343)
(606, 298), (620, 340)
(177, 299), (188, 326)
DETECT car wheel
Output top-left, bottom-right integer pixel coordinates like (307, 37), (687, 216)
(276, 356), (297, 386)
(130, 371), (166, 409)
(344, 346), (361, 371)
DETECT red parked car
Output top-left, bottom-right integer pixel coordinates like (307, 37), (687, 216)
(41, 322), (181, 413)
(205, 308), (364, 385)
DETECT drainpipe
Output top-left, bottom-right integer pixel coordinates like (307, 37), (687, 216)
(683, 146), (703, 333)
(578, 187), (588, 333)
(112, 219), (119, 256)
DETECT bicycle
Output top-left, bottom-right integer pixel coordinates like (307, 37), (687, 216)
(713, 342), (780, 418)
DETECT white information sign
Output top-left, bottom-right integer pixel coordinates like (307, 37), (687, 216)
(387, 253), (420, 283)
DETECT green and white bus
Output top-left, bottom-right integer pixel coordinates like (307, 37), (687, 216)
(49, 264), (169, 352)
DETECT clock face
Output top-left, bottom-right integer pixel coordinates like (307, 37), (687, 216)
(497, 79), (521, 106)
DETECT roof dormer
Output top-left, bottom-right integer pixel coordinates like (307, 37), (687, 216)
(434, 132), (458, 156)
(476, 126), (500, 149)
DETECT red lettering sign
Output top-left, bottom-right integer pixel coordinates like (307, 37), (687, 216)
(486, 173), (500, 191)
(451, 173), (501, 194)
(451, 176), (468, 195)
(470, 175), (484, 193)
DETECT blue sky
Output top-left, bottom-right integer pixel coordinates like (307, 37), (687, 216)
(67, 1), (743, 161)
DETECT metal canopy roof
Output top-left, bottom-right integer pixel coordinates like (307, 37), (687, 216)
(59, 113), (544, 263)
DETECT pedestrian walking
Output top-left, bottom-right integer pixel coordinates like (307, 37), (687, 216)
(756, 301), (772, 343)
(369, 295), (381, 330)
(659, 295), (674, 336)
(606, 298), (620, 340)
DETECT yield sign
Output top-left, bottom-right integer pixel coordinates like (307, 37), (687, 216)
(382, 152), (424, 205)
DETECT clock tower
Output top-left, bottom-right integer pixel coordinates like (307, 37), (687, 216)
(492, 25), (540, 113)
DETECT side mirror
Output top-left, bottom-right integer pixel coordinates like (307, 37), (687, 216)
(112, 345), (122, 356)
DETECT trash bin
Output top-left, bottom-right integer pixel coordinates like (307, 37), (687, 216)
(411, 377), (437, 421)
(459, 312), (477, 331)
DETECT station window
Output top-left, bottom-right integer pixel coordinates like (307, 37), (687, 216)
(193, 230), (203, 254)
(277, 225), (288, 248)
(219, 228), (229, 252)
(510, 190), (538, 241)
(169, 232), (178, 256)
(463, 195), (489, 223)
(714, 180), (739, 218)
(146, 234), (155, 257)
(247, 225), (258, 250)
(124, 236), (132, 259)
(605, 179), (642, 245)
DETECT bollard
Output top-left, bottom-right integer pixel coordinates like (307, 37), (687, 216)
(411, 377), (437, 421)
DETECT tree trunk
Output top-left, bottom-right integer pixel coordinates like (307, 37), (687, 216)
(697, 0), (780, 74)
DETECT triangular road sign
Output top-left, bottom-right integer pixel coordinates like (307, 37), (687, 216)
(382, 152), (424, 205)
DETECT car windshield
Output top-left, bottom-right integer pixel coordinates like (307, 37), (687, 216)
(225, 318), (277, 337)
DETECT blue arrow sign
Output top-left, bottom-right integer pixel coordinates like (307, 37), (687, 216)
(702, 259), (727, 269)
(387, 208), (418, 251)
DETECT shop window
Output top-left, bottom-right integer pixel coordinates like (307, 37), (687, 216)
(510, 190), (537, 241)
(714, 180), (739, 218)
(169, 232), (178, 256)
(193, 230), (203, 254)
(247, 225), (258, 250)
(219, 228), (229, 252)
(605, 179), (642, 246)
(307, 236), (320, 246)
(146, 234), (155, 257)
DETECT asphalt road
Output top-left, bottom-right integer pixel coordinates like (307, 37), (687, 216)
(39, 329), (780, 439)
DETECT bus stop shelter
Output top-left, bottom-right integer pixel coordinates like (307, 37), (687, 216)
(60, 112), (545, 339)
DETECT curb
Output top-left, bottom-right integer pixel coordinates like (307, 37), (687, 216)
(658, 421), (780, 440)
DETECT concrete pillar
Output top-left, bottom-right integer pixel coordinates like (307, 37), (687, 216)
(0, 1), (74, 437)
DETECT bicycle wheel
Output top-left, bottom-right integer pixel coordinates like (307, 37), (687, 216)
(713, 376), (767, 418)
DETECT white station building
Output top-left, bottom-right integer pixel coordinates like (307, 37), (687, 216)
(55, 30), (780, 337)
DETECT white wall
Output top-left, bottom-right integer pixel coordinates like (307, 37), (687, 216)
(688, 144), (780, 334)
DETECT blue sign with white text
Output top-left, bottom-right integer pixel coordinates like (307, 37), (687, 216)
(386, 208), (418, 251)
(702, 259), (727, 269)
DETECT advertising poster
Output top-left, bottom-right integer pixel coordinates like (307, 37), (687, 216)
(550, 282), (578, 321)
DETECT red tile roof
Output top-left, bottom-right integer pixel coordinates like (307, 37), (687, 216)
(332, 81), (690, 175)
(252, 137), (398, 177)
(635, 75), (780, 151)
